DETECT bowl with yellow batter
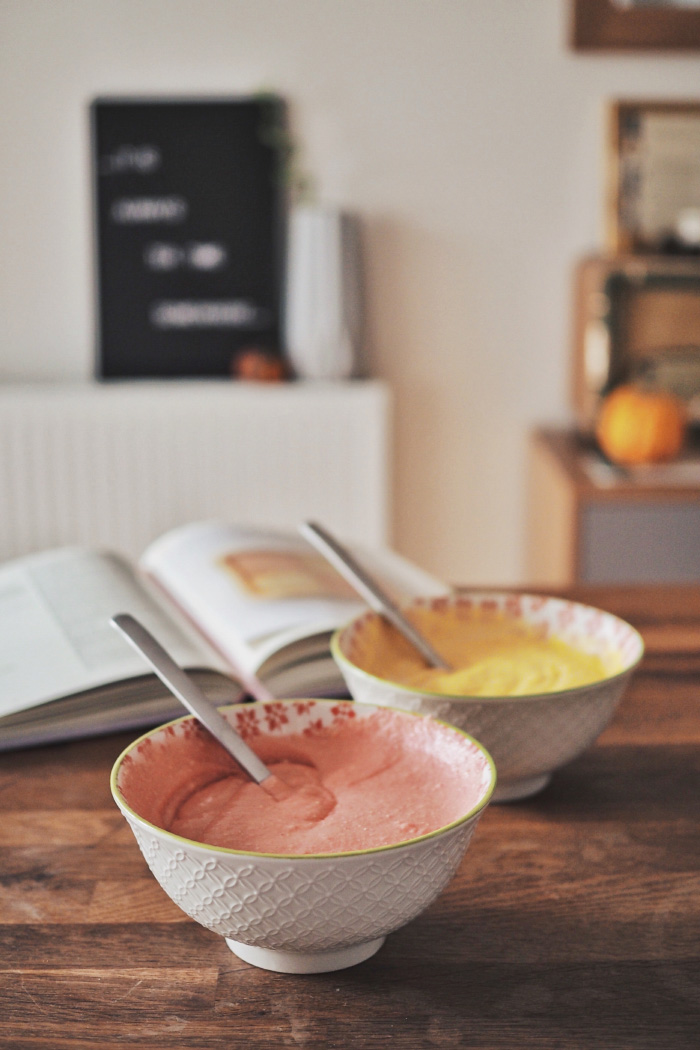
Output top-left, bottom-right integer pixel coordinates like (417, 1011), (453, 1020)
(331, 592), (644, 801)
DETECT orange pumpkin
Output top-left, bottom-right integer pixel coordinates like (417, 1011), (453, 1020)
(595, 384), (686, 466)
(232, 347), (287, 383)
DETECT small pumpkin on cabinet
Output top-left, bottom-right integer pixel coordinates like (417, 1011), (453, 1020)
(231, 346), (288, 383)
(595, 383), (687, 467)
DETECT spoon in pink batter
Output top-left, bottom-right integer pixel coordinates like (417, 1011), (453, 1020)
(110, 613), (294, 801)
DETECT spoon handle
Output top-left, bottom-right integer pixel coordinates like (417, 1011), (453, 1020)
(110, 613), (273, 786)
(299, 521), (451, 671)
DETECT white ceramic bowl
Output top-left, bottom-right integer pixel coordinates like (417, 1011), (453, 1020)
(331, 592), (644, 803)
(111, 698), (495, 974)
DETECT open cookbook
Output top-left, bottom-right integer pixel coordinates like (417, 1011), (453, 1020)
(0, 521), (447, 751)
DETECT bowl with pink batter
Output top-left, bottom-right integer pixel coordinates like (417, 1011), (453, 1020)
(111, 698), (495, 974)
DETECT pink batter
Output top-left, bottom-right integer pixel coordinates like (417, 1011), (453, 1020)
(118, 709), (489, 855)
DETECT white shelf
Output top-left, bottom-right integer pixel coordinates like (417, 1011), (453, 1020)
(0, 379), (391, 560)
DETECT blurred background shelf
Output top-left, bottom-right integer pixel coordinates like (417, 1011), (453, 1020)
(0, 380), (391, 561)
(526, 427), (700, 586)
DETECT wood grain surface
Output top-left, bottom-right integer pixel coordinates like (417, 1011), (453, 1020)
(2, 585), (699, 1049)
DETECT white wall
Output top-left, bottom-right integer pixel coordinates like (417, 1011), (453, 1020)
(1, 0), (699, 583)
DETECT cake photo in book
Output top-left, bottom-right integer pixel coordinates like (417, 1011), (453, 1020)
(0, 521), (447, 751)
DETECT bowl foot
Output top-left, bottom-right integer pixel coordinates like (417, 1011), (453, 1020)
(493, 773), (551, 802)
(225, 936), (386, 973)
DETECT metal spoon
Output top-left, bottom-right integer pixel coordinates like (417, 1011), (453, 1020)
(299, 521), (452, 670)
(110, 613), (292, 800)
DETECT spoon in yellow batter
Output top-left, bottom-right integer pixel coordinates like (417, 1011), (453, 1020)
(111, 613), (294, 801)
(300, 521), (452, 671)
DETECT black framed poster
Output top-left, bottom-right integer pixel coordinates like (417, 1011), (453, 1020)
(92, 96), (286, 378)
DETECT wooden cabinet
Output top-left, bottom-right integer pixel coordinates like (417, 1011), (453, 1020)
(526, 428), (700, 586)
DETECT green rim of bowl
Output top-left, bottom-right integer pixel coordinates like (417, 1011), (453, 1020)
(110, 698), (497, 861)
(330, 592), (645, 704)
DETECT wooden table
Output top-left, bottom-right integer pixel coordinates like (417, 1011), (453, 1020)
(2, 585), (700, 1049)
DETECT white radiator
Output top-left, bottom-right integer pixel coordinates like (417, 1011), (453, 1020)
(0, 380), (390, 561)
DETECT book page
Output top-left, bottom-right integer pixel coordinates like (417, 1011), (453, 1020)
(0, 547), (212, 719)
(140, 521), (448, 675)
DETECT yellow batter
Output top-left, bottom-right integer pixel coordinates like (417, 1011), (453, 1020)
(358, 607), (614, 697)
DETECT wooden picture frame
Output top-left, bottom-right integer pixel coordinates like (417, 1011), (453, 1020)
(571, 0), (700, 52)
(605, 99), (700, 254)
(571, 254), (700, 430)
